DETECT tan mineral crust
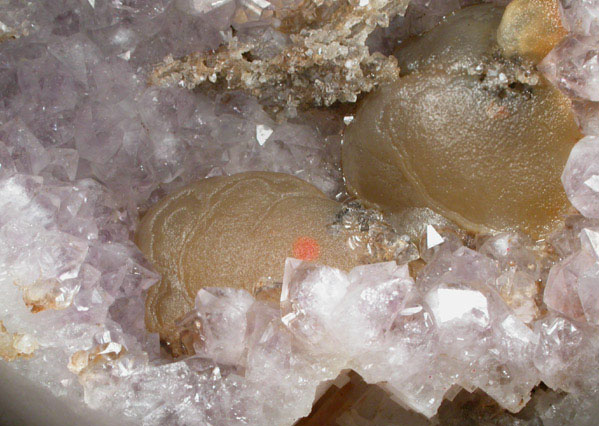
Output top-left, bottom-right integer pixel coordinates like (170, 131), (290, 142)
(68, 342), (126, 377)
(150, 0), (580, 239)
(21, 278), (77, 313)
(150, 0), (410, 111)
(0, 321), (38, 362)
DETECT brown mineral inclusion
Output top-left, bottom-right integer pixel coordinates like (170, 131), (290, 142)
(136, 172), (364, 351)
(342, 3), (581, 239)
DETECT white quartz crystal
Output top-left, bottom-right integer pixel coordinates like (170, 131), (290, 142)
(563, 136), (599, 218)
(545, 227), (599, 325)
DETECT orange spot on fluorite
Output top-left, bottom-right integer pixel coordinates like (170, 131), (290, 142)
(293, 236), (320, 261)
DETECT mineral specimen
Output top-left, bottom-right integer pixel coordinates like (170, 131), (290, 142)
(1, 0), (599, 425)
(342, 3), (582, 238)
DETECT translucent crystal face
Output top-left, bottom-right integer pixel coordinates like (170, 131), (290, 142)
(136, 172), (365, 351)
(342, 4), (581, 239)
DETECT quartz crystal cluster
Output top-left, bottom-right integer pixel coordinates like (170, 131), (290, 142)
(1, 0), (599, 425)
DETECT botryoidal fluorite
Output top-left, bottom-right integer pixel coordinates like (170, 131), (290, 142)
(343, 3), (581, 239)
(137, 171), (416, 355)
(0, 0), (599, 425)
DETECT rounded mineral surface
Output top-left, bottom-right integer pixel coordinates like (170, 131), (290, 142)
(342, 4), (581, 239)
(136, 171), (366, 351)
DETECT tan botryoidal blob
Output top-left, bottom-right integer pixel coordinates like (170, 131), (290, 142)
(497, 0), (568, 64)
(136, 172), (367, 354)
(342, 3), (581, 240)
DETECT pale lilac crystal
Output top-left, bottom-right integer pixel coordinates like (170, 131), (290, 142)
(562, 136), (599, 218)
(540, 35), (599, 102)
(417, 247), (539, 413)
(578, 266), (599, 324)
(418, 225), (463, 263)
(278, 255), (540, 416)
(0, 172), (160, 405)
(337, 262), (415, 351)
(495, 271), (540, 323)
(549, 214), (599, 259)
(534, 315), (599, 394)
(0, 141), (16, 179)
(580, 225), (599, 258)
(479, 233), (538, 276)
(0, 3), (343, 216)
(418, 246), (500, 292)
(281, 259), (350, 350)
(562, 0), (599, 36)
(0, 0), (378, 423)
(545, 228), (599, 325)
(194, 287), (255, 366)
(280, 259), (447, 416)
(544, 251), (589, 321)
(475, 233), (543, 322)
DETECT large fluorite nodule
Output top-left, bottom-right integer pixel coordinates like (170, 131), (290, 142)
(342, 4), (581, 239)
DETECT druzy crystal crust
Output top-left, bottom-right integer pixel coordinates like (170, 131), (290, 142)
(0, 0), (599, 425)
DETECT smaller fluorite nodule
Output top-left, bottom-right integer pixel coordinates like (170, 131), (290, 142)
(136, 171), (368, 352)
